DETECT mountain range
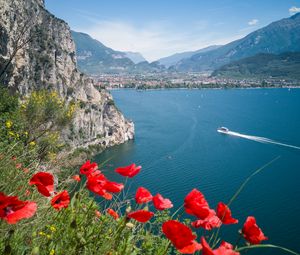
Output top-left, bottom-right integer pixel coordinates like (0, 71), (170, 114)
(72, 31), (165, 74)
(72, 31), (135, 74)
(157, 45), (221, 68)
(72, 13), (300, 77)
(172, 13), (300, 72)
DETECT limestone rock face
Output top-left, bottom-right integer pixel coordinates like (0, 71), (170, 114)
(0, 0), (134, 149)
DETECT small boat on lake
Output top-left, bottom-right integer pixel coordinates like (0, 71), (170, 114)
(217, 127), (229, 134)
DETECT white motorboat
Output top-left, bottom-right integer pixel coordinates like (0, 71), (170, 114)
(217, 127), (229, 134)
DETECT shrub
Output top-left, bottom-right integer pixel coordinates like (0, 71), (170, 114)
(0, 87), (76, 159)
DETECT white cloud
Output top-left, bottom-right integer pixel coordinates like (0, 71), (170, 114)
(74, 19), (224, 61)
(248, 19), (259, 26)
(73, 12), (248, 61)
(289, 6), (300, 15)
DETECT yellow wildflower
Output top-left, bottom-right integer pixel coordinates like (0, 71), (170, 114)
(48, 152), (56, 161)
(29, 141), (36, 147)
(49, 225), (56, 232)
(49, 249), (55, 255)
(39, 231), (46, 236)
(66, 103), (76, 118)
(50, 91), (58, 98)
(5, 120), (13, 129)
(8, 131), (15, 137)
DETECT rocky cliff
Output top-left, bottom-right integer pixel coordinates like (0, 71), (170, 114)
(0, 0), (134, 149)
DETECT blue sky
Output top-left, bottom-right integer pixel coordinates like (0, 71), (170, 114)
(45, 0), (300, 61)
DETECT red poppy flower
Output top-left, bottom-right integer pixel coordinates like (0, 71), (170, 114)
(72, 175), (81, 182)
(201, 237), (216, 255)
(178, 241), (202, 254)
(153, 194), (173, 210)
(242, 216), (268, 244)
(86, 173), (121, 200)
(80, 160), (98, 176)
(103, 181), (124, 193)
(16, 163), (22, 169)
(216, 202), (238, 225)
(0, 192), (37, 224)
(51, 190), (70, 211)
(214, 241), (240, 255)
(135, 187), (153, 204)
(86, 173), (107, 196)
(95, 210), (101, 218)
(107, 208), (119, 220)
(29, 172), (54, 197)
(201, 237), (240, 255)
(22, 168), (30, 174)
(162, 220), (200, 251)
(127, 210), (154, 223)
(192, 215), (222, 230)
(184, 189), (212, 219)
(102, 193), (113, 200)
(115, 163), (141, 178)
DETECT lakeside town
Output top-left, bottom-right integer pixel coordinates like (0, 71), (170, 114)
(91, 73), (300, 90)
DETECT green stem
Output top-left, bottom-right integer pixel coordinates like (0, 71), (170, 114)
(212, 156), (281, 247)
(106, 217), (127, 252)
(234, 233), (242, 249)
(98, 156), (114, 169)
(227, 156), (281, 208)
(171, 204), (183, 219)
(236, 244), (300, 255)
(162, 241), (171, 255)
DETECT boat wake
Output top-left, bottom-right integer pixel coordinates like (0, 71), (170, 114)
(226, 131), (300, 150)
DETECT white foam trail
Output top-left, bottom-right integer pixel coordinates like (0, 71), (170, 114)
(226, 131), (300, 150)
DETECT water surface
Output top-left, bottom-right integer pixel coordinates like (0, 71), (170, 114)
(95, 88), (300, 254)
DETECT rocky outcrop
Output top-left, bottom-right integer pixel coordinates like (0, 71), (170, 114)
(0, 0), (134, 149)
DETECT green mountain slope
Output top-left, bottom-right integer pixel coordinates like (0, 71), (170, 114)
(212, 52), (300, 80)
(72, 31), (135, 74)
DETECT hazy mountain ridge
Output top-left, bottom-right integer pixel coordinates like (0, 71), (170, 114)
(158, 45), (221, 67)
(124, 51), (146, 64)
(172, 13), (300, 72)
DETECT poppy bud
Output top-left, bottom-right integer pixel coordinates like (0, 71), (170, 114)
(126, 206), (132, 213)
(126, 222), (134, 228)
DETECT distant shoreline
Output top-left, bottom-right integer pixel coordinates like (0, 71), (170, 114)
(108, 85), (300, 91)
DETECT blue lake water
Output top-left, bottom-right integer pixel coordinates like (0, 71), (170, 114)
(95, 88), (300, 254)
